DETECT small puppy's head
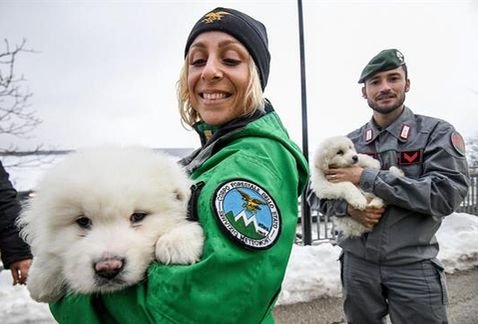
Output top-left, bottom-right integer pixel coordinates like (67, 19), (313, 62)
(19, 145), (191, 294)
(314, 136), (358, 171)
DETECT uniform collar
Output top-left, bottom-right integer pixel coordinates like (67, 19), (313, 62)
(364, 106), (415, 143)
(385, 106), (415, 142)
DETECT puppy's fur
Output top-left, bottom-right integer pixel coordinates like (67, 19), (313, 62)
(18, 146), (204, 302)
(311, 136), (402, 238)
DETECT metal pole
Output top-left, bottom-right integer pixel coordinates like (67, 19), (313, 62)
(297, 0), (312, 245)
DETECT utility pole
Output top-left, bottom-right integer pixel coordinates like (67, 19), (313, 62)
(297, 0), (312, 245)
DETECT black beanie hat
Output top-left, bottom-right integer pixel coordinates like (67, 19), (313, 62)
(184, 7), (271, 90)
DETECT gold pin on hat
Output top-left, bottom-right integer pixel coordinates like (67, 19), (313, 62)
(202, 11), (230, 24)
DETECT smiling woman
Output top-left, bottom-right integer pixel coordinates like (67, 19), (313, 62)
(50, 6), (309, 324)
(184, 31), (254, 126)
(177, 8), (268, 128)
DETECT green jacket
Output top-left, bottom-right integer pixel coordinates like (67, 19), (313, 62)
(50, 106), (309, 324)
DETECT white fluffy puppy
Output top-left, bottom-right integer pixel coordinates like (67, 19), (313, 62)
(311, 136), (402, 238)
(18, 146), (204, 303)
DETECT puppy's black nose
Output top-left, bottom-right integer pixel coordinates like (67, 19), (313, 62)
(94, 257), (125, 280)
(352, 155), (358, 163)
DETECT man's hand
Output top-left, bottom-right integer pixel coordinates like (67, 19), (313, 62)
(325, 166), (363, 185)
(10, 258), (32, 285)
(347, 205), (384, 229)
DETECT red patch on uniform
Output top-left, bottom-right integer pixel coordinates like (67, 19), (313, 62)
(451, 132), (465, 156)
(399, 150), (422, 165)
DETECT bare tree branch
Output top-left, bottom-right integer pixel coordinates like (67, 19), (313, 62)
(0, 38), (41, 139)
(0, 147), (64, 168)
(0, 39), (50, 169)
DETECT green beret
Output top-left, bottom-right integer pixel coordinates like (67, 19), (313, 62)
(358, 49), (405, 83)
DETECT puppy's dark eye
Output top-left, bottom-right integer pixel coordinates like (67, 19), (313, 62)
(76, 216), (92, 229)
(337, 150), (344, 155)
(130, 211), (148, 223)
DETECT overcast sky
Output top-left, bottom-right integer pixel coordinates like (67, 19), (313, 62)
(1, 0), (478, 156)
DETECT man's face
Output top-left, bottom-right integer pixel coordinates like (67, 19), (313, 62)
(362, 67), (410, 115)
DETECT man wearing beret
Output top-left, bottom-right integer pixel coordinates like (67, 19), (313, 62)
(318, 49), (470, 323)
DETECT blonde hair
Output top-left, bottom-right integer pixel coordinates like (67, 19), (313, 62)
(177, 56), (266, 127)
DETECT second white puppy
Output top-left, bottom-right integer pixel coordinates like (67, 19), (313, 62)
(311, 136), (402, 238)
(18, 146), (204, 303)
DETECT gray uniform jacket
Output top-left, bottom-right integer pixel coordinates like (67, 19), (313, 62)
(319, 107), (470, 265)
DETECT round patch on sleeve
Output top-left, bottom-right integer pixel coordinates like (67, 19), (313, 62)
(450, 131), (466, 156)
(213, 179), (281, 250)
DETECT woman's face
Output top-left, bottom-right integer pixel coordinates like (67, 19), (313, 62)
(187, 31), (250, 126)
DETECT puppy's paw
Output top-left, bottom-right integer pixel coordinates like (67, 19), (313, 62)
(334, 217), (370, 238)
(357, 154), (380, 170)
(389, 166), (404, 177)
(28, 284), (64, 303)
(347, 195), (368, 210)
(27, 264), (65, 303)
(155, 222), (204, 265)
(367, 196), (385, 208)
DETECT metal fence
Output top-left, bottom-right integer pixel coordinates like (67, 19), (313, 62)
(457, 171), (478, 214)
(298, 172), (478, 245)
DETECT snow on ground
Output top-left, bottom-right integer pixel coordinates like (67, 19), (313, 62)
(1, 213), (477, 322)
(277, 212), (478, 305)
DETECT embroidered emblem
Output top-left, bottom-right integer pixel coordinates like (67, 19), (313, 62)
(450, 132), (465, 156)
(202, 11), (230, 24)
(399, 150), (423, 165)
(400, 124), (410, 140)
(365, 129), (373, 142)
(213, 179), (280, 250)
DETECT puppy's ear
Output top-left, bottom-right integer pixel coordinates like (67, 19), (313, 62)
(320, 158), (329, 171)
(314, 150), (329, 172)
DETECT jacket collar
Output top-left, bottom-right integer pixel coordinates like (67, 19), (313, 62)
(180, 101), (272, 173)
(192, 104), (269, 147)
(364, 106), (415, 144)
